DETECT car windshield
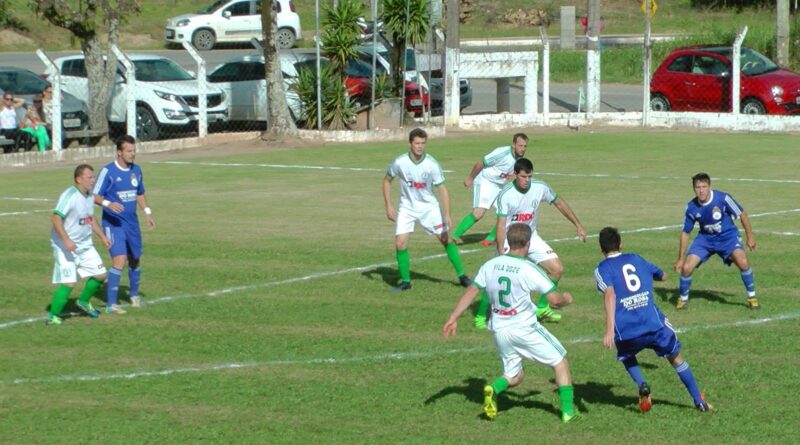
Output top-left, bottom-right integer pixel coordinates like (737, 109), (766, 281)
(740, 48), (779, 76)
(0, 69), (48, 95)
(198, 0), (229, 14)
(133, 59), (195, 82)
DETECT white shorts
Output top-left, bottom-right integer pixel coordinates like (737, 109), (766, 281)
(493, 322), (567, 378)
(395, 203), (446, 236)
(502, 232), (559, 263)
(51, 243), (106, 284)
(472, 178), (503, 210)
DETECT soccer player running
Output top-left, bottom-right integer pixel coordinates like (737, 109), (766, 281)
(93, 135), (156, 313)
(673, 172), (757, 310)
(382, 128), (471, 291)
(472, 157), (585, 327)
(451, 133), (528, 246)
(443, 223), (580, 423)
(595, 226), (712, 412)
(47, 164), (111, 325)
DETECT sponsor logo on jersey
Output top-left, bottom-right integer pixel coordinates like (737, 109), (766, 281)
(407, 180), (427, 189)
(712, 206), (722, 220)
(511, 212), (534, 222)
(131, 174), (139, 188)
(117, 190), (137, 202)
(79, 216), (93, 225)
(493, 308), (518, 316)
(115, 176), (121, 182)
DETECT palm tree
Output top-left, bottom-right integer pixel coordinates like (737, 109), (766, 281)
(381, 0), (429, 96)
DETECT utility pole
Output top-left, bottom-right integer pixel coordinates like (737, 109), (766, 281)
(585, 0), (601, 114)
(444, 0), (461, 126)
(778, 0), (789, 66)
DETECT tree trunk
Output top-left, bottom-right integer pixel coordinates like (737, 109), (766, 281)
(82, 36), (111, 133)
(390, 35), (404, 97)
(261, 1), (298, 140)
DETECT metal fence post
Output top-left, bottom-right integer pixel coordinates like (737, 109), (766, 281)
(732, 27), (748, 116)
(36, 50), (62, 151)
(111, 46), (137, 139)
(539, 27), (550, 125)
(182, 42), (208, 138)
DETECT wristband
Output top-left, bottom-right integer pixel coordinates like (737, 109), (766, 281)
(101, 200), (110, 208)
(144, 207), (152, 215)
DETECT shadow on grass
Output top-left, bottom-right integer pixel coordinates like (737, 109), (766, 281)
(362, 266), (453, 288)
(455, 232), (493, 247)
(424, 377), (558, 420)
(655, 287), (741, 308)
(574, 380), (691, 413)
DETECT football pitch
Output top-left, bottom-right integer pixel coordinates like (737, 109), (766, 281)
(1, 129), (799, 444)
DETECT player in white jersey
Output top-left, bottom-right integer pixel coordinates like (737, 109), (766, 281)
(382, 128), (471, 292)
(452, 133), (528, 247)
(47, 164), (111, 325)
(443, 223), (580, 422)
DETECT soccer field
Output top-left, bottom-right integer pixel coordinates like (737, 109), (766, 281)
(1, 129), (799, 444)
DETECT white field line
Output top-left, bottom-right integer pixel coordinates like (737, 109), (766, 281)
(3, 311), (798, 386)
(0, 197), (51, 202)
(0, 209), (51, 217)
(1, 208), (798, 331)
(149, 161), (800, 184)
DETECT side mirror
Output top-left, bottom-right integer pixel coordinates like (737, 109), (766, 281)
(223, 10), (231, 19)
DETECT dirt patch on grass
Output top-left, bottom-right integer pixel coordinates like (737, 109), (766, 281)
(0, 29), (36, 47)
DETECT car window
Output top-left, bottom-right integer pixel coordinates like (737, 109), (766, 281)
(290, 59), (330, 78)
(0, 69), (48, 95)
(63, 59), (88, 78)
(740, 48), (779, 76)
(666, 56), (691, 73)
(198, 0), (228, 14)
(133, 59), (195, 82)
(690, 56), (726, 75)
(224, 1), (252, 16)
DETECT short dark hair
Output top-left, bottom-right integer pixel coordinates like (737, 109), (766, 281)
(507, 223), (532, 249)
(408, 127), (427, 142)
(513, 157), (533, 174)
(692, 172), (711, 186)
(512, 133), (528, 144)
(115, 134), (136, 151)
(74, 163), (93, 179)
(599, 226), (621, 254)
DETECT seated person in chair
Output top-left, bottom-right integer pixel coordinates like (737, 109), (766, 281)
(1, 92), (25, 152)
(19, 104), (51, 152)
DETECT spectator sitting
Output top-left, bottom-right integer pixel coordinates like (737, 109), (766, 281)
(19, 104), (51, 152)
(1, 91), (25, 152)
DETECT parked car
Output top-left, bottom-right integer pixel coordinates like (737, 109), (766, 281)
(344, 54), (430, 114)
(165, 0), (302, 50)
(649, 46), (800, 115)
(428, 77), (473, 115)
(45, 54), (228, 141)
(0, 66), (90, 132)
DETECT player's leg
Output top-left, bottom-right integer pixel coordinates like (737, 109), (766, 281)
(677, 254), (702, 309)
(485, 329), (524, 420)
(126, 225), (144, 307)
(474, 290), (490, 329)
(392, 233), (412, 291)
(74, 247), (106, 318)
(426, 207), (470, 286)
(553, 358), (581, 422)
(527, 236), (563, 322)
(452, 208), (486, 243)
(49, 245), (76, 325)
(729, 248), (758, 309)
(655, 326), (710, 411)
(104, 225), (128, 314)
(453, 180), (494, 243)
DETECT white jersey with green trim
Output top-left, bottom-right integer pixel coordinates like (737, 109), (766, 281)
(51, 186), (95, 251)
(386, 152), (445, 208)
(474, 254), (556, 331)
(495, 180), (557, 235)
(478, 145), (518, 186)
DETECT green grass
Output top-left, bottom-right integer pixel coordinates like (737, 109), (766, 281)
(1, 129), (800, 443)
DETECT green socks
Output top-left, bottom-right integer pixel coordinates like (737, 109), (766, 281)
(452, 213), (478, 239)
(396, 249), (411, 283)
(559, 385), (575, 417)
(477, 290), (490, 318)
(49, 285), (73, 316)
(484, 226), (497, 242)
(537, 293), (550, 310)
(491, 376), (510, 395)
(79, 277), (103, 304)
(444, 242), (465, 277)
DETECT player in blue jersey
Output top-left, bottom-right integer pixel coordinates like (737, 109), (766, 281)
(93, 135), (156, 313)
(595, 226), (712, 413)
(673, 173), (757, 310)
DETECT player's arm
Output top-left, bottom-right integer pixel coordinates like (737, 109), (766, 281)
(552, 197), (586, 242)
(382, 175), (396, 222)
(93, 190), (124, 213)
(495, 215), (507, 255)
(739, 211), (756, 251)
(91, 216), (112, 249)
(602, 287), (616, 349)
(51, 212), (76, 252)
(136, 194), (155, 229)
(443, 285), (481, 339)
(463, 160), (483, 187)
(436, 183), (452, 231)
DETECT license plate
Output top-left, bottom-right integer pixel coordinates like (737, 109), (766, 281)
(795, 96), (800, 104)
(63, 118), (82, 128)
(165, 29), (175, 39)
(207, 114), (223, 123)
(410, 99), (422, 106)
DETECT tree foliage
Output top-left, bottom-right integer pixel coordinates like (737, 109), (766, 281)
(381, 0), (429, 96)
(321, 0), (362, 74)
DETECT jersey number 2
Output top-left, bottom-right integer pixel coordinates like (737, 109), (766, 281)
(497, 276), (511, 307)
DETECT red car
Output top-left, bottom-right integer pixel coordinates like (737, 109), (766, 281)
(649, 46), (800, 115)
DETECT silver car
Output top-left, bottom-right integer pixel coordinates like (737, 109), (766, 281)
(0, 66), (90, 131)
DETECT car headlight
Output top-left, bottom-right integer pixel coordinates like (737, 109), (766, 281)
(154, 90), (183, 103)
(176, 19), (190, 27)
(771, 86), (784, 96)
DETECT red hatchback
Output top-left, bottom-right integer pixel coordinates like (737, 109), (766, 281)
(649, 46), (800, 115)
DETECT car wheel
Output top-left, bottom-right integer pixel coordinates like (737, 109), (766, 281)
(741, 98), (766, 115)
(136, 106), (160, 141)
(276, 28), (296, 49)
(192, 29), (216, 51)
(649, 94), (671, 111)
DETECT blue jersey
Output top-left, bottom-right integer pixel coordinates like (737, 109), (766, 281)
(682, 189), (743, 239)
(594, 253), (667, 341)
(93, 161), (145, 227)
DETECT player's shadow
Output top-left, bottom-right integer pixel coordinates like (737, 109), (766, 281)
(362, 266), (451, 288)
(573, 380), (690, 413)
(456, 233), (491, 246)
(424, 377), (557, 420)
(655, 287), (741, 307)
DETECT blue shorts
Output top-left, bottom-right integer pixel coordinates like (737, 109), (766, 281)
(688, 233), (743, 266)
(104, 223), (143, 259)
(615, 323), (681, 362)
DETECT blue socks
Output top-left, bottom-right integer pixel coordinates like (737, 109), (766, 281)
(674, 361), (704, 406)
(622, 357), (646, 388)
(129, 266), (142, 298)
(107, 267), (123, 305)
(740, 267), (755, 297)
(679, 275), (692, 299)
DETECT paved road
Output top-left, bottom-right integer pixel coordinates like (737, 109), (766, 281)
(6, 48), (645, 114)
